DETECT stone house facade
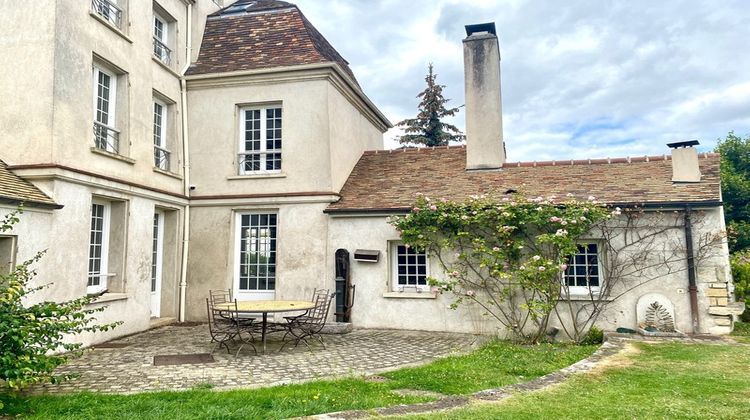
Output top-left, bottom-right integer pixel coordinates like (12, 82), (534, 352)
(0, 0), (742, 346)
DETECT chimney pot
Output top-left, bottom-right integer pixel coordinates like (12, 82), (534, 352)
(668, 140), (701, 183)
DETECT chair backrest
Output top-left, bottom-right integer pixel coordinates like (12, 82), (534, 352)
(206, 298), (237, 333)
(306, 292), (335, 324)
(209, 289), (232, 306)
(311, 288), (329, 302)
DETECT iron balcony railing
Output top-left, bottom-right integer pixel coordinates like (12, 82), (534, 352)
(153, 38), (172, 66)
(154, 145), (171, 171)
(93, 121), (120, 154)
(91, 0), (123, 29)
(238, 152), (281, 174)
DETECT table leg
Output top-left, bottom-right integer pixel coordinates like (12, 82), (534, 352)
(261, 312), (268, 354)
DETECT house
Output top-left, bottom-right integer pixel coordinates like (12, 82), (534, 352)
(0, 0), (742, 347)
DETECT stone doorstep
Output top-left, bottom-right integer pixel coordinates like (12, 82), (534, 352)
(149, 317), (177, 329)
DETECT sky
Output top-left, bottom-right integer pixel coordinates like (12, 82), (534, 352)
(293, 0), (750, 162)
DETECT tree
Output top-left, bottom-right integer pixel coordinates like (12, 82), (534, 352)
(714, 132), (750, 252)
(395, 63), (465, 147)
(0, 210), (120, 391)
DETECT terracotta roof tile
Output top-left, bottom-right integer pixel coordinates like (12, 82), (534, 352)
(187, 0), (359, 85)
(327, 147), (721, 212)
(0, 160), (61, 209)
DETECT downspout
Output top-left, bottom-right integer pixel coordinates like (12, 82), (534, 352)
(177, 1), (193, 322)
(684, 205), (700, 333)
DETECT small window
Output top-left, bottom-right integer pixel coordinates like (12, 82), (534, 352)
(153, 99), (170, 171)
(238, 106), (282, 175)
(87, 200), (112, 294)
(152, 11), (172, 65)
(0, 236), (17, 275)
(390, 242), (429, 292)
(563, 243), (601, 294)
(92, 0), (125, 29)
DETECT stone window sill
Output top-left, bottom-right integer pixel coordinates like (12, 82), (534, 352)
(383, 291), (437, 299)
(152, 56), (181, 77)
(91, 147), (136, 165)
(564, 294), (613, 302)
(88, 292), (129, 304)
(89, 12), (133, 44)
(153, 167), (183, 180)
(227, 173), (287, 180)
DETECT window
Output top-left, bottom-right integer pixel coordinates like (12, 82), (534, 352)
(152, 12), (171, 65)
(237, 213), (277, 295)
(563, 243), (601, 294)
(91, 0), (124, 29)
(153, 99), (170, 170)
(87, 200), (112, 294)
(0, 235), (17, 275)
(391, 242), (429, 292)
(239, 107), (282, 174)
(92, 65), (119, 153)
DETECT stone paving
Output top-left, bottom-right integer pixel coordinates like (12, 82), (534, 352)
(32, 325), (482, 395)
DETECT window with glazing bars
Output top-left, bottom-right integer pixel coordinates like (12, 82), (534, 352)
(87, 201), (110, 293)
(238, 213), (277, 291)
(392, 243), (429, 291)
(93, 66), (118, 153)
(153, 100), (169, 170)
(239, 107), (282, 174)
(563, 243), (601, 289)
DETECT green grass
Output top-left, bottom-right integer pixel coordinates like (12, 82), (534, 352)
(383, 341), (596, 395)
(0, 340), (595, 419)
(731, 321), (750, 344)
(393, 342), (750, 419)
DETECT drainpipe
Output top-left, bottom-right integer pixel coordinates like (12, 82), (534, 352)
(177, 2), (193, 322)
(684, 205), (700, 333)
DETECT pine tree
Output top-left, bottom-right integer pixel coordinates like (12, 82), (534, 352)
(395, 63), (465, 147)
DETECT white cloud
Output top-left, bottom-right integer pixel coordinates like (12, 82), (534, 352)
(295, 0), (750, 160)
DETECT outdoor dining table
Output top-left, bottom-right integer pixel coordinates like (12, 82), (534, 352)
(214, 300), (316, 353)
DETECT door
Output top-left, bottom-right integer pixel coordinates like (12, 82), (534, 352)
(150, 211), (164, 317)
(234, 212), (277, 301)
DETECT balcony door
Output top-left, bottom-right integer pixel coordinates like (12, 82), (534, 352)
(150, 211), (164, 317)
(234, 213), (277, 301)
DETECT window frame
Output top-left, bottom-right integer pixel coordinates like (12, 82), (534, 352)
(389, 241), (430, 292)
(562, 242), (603, 296)
(0, 235), (17, 275)
(152, 10), (171, 65)
(87, 199), (112, 295)
(153, 98), (170, 171)
(92, 64), (120, 154)
(233, 212), (278, 300)
(237, 105), (283, 175)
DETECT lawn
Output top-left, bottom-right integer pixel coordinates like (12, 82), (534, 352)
(394, 338), (750, 419)
(0, 341), (595, 419)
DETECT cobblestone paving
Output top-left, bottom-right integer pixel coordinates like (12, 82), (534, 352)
(32, 325), (481, 395)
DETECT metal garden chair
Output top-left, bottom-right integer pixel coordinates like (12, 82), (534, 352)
(279, 291), (336, 351)
(205, 298), (257, 357)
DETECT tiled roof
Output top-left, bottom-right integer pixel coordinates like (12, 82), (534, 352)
(186, 0), (359, 85)
(327, 147), (722, 212)
(0, 160), (61, 209)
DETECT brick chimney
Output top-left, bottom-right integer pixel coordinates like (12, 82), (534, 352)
(667, 140), (702, 183)
(463, 22), (505, 170)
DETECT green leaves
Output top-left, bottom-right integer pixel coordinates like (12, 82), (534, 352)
(715, 132), (750, 252)
(389, 193), (611, 343)
(0, 214), (121, 391)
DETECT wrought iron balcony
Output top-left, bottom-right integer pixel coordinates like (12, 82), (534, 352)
(91, 0), (123, 29)
(238, 151), (282, 174)
(93, 121), (120, 154)
(154, 146), (171, 171)
(153, 38), (172, 66)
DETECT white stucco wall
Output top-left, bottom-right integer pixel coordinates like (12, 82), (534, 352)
(328, 208), (735, 337)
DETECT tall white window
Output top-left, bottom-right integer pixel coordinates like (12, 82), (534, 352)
(239, 107), (282, 174)
(563, 243), (602, 294)
(236, 213), (277, 296)
(92, 0), (124, 29)
(153, 12), (171, 65)
(151, 212), (164, 317)
(153, 100), (170, 170)
(391, 242), (429, 292)
(93, 66), (119, 153)
(87, 200), (111, 294)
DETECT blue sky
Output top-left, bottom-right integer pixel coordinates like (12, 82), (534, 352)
(295, 0), (750, 161)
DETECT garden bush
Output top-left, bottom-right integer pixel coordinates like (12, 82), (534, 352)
(730, 251), (750, 322)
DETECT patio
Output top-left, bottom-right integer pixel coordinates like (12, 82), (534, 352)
(31, 324), (482, 395)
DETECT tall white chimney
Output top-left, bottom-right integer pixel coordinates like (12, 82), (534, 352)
(463, 22), (505, 170)
(667, 140), (701, 183)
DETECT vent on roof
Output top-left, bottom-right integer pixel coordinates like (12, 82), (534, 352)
(222, 2), (256, 15)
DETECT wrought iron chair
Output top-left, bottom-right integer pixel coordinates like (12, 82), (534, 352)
(279, 292), (336, 351)
(206, 298), (257, 357)
(209, 289), (255, 326)
(283, 288), (330, 323)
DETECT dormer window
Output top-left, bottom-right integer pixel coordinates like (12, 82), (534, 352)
(238, 106), (282, 175)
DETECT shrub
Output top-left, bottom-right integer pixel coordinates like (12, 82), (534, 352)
(730, 251), (750, 322)
(0, 210), (120, 391)
(580, 326), (604, 345)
